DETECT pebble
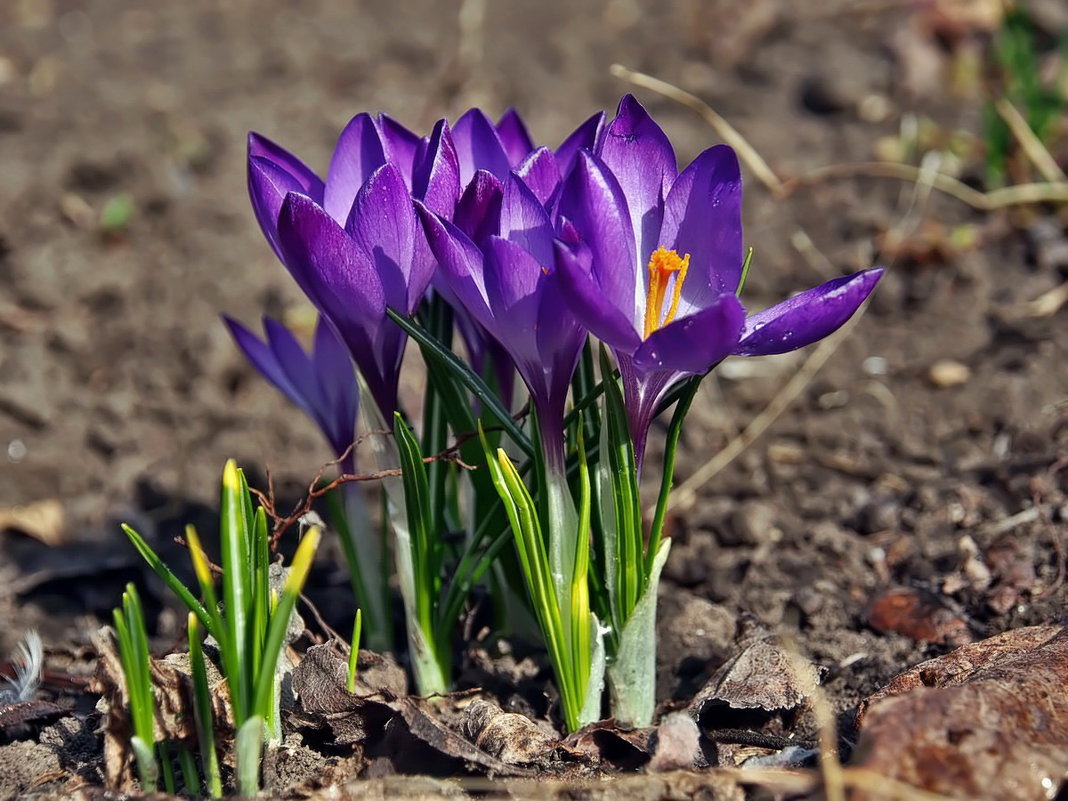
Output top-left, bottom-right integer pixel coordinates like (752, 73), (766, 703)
(723, 500), (778, 547)
(928, 359), (971, 388)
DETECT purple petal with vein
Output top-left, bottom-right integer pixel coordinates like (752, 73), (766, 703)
(735, 268), (884, 356)
(660, 145), (743, 311)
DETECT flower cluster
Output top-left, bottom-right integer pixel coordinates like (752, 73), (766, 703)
(242, 96), (880, 471)
(229, 95), (882, 729)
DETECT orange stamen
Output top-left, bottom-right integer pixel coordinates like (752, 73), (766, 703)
(643, 247), (690, 338)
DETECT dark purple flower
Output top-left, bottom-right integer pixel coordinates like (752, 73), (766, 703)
(247, 114), (460, 418)
(224, 315), (359, 471)
(556, 95), (883, 464)
(418, 172), (587, 472)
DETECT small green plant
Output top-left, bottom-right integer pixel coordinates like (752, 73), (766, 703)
(983, 8), (1067, 186)
(120, 459), (321, 795)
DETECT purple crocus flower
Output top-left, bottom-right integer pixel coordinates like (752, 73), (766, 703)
(418, 171), (587, 472)
(556, 95), (883, 465)
(247, 114), (460, 418)
(224, 315), (359, 472)
(437, 108), (606, 413)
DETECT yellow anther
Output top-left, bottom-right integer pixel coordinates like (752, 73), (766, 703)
(643, 247), (690, 339)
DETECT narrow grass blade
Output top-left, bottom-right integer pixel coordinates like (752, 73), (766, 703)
(252, 527), (320, 732)
(647, 375), (701, 575)
(177, 747), (200, 797)
(130, 737), (159, 793)
(393, 413), (436, 637)
(219, 460), (252, 723)
(346, 608), (363, 693)
(121, 524), (214, 638)
(188, 614), (222, 798)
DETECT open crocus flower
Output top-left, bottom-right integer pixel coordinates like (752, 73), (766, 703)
(224, 315), (359, 471)
(247, 114), (460, 418)
(418, 172), (587, 472)
(556, 95), (883, 465)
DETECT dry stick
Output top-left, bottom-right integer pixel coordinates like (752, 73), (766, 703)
(994, 97), (1067, 183)
(780, 162), (1068, 209)
(613, 63), (1068, 211)
(781, 636), (845, 801)
(610, 64), (784, 193)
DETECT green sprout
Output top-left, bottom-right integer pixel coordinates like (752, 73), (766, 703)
(121, 459), (321, 795)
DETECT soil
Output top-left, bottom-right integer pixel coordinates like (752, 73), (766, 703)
(1, 0), (1067, 799)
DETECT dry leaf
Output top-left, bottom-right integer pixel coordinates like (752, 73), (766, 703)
(853, 625), (1068, 800)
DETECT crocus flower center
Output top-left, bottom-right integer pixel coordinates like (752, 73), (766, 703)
(643, 247), (690, 339)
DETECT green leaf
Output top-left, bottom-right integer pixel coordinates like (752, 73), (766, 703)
(346, 609), (363, 694)
(188, 614), (222, 798)
(647, 375), (702, 576)
(121, 523), (215, 639)
(130, 737), (159, 793)
(598, 346), (642, 626)
(252, 527), (321, 736)
(606, 539), (671, 727)
(235, 716), (264, 798)
(387, 307), (533, 457)
(393, 412), (437, 636)
(219, 459), (251, 723)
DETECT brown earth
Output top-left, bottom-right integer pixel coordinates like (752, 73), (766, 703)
(0, 0), (1066, 798)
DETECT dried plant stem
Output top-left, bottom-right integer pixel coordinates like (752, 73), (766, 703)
(612, 64), (1068, 211)
(994, 97), (1066, 183)
(610, 64), (784, 193)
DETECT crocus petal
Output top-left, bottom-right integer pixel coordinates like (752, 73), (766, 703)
(412, 118), (460, 218)
(344, 163), (418, 312)
(453, 108), (512, 185)
(248, 132), (324, 201)
(496, 108), (535, 166)
(556, 111), (605, 175)
(499, 174), (554, 265)
(453, 169), (503, 245)
(514, 147), (561, 207)
(632, 293), (745, 374)
(554, 237), (642, 353)
(276, 193), (391, 409)
(311, 316), (358, 456)
(416, 203), (495, 335)
(660, 145), (743, 312)
(556, 150), (638, 329)
(249, 156), (315, 262)
(223, 315), (310, 418)
(263, 316), (327, 418)
(483, 235), (544, 327)
(323, 113), (387, 224)
(376, 113), (421, 189)
(735, 268), (884, 357)
(598, 94), (676, 266)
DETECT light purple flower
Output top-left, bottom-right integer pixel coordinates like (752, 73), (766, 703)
(224, 315), (359, 472)
(555, 95), (882, 464)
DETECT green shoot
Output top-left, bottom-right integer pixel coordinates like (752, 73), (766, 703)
(188, 613), (221, 798)
(112, 583), (157, 792)
(347, 609), (363, 693)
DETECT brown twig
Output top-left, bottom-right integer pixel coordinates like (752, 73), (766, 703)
(255, 425), (485, 548)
